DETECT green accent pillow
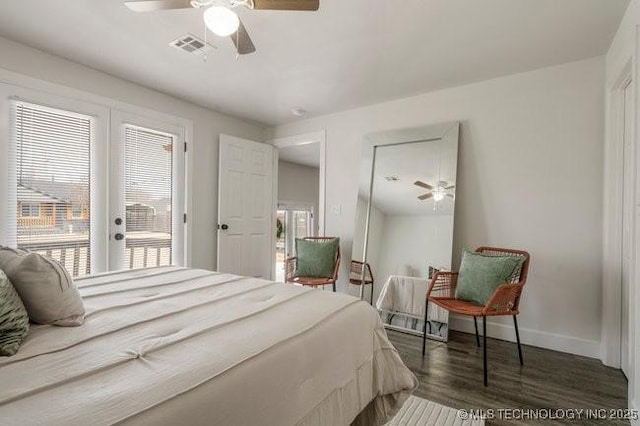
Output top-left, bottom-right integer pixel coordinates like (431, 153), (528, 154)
(295, 238), (339, 278)
(455, 250), (525, 306)
(0, 269), (30, 356)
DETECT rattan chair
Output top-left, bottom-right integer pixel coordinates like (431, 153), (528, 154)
(423, 246), (531, 386)
(349, 260), (374, 303)
(285, 237), (340, 292)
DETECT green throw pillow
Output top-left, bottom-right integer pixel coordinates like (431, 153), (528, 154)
(455, 250), (525, 306)
(295, 238), (339, 278)
(0, 269), (30, 356)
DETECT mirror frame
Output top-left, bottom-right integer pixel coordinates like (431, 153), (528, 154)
(356, 121), (460, 301)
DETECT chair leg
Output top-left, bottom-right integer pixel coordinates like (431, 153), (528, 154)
(473, 316), (480, 347)
(422, 299), (429, 356)
(513, 315), (523, 365)
(483, 316), (488, 387)
(332, 282), (336, 292)
(369, 284), (373, 305)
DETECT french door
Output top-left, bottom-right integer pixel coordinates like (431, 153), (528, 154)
(1, 86), (185, 276)
(109, 112), (185, 271)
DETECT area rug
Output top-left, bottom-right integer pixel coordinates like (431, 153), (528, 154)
(387, 396), (485, 426)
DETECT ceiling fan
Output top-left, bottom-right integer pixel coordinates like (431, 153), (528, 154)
(124, 0), (320, 55)
(414, 180), (455, 201)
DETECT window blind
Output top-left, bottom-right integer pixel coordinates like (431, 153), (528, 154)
(9, 100), (92, 276)
(123, 124), (174, 269)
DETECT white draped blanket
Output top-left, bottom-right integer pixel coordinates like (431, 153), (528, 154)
(0, 266), (417, 426)
(376, 275), (448, 323)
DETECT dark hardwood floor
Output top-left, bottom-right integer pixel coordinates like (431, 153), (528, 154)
(387, 330), (629, 425)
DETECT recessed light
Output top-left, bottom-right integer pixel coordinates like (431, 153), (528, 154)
(291, 107), (307, 117)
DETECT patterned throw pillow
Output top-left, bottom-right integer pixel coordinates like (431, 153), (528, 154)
(0, 269), (29, 356)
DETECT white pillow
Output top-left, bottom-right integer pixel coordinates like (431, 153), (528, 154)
(0, 247), (85, 326)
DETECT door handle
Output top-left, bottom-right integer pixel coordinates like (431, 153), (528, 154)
(218, 224), (229, 230)
(114, 233), (125, 241)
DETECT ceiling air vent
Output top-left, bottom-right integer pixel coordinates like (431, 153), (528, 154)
(170, 34), (215, 55)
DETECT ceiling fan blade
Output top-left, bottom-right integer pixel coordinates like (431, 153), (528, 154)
(446, 193), (455, 199)
(418, 193), (433, 201)
(444, 184), (456, 190)
(414, 181), (433, 190)
(230, 19), (256, 55)
(250, 0), (319, 11)
(124, 0), (192, 12)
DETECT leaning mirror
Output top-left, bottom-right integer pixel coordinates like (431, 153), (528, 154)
(352, 122), (459, 342)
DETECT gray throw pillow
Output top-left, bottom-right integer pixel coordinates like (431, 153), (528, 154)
(454, 250), (525, 306)
(0, 269), (30, 356)
(295, 238), (339, 278)
(0, 247), (85, 326)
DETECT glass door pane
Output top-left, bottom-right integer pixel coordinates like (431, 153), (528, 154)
(10, 101), (92, 276)
(275, 206), (313, 282)
(121, 124), (174, 270)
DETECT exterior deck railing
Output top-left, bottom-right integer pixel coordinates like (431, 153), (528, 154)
(18, 236), (171, 277)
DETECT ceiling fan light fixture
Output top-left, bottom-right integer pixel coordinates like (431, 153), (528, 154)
(432, 187), (446, 202)
(204, 6), (240, 37)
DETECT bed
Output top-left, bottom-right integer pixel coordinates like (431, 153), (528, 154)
(0, 266), (418, 425)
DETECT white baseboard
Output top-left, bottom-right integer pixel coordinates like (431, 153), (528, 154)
(449, 315), (601, 359)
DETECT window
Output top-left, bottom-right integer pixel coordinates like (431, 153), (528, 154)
(10, 101), (92, 276)
(123, 125), (174, 269)
(20, 203), (40, 218)
(71, 204), (83, 219)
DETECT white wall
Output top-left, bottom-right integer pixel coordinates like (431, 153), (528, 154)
(374, 215), (454, 303)
(278, 160), (320, 220)
(269, 56), (606, 358)
(604, 0), (639, 420)
(0, 36), (266, 271)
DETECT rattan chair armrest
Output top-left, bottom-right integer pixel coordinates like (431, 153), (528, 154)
(482, 283), (524, 316)
(426, 271), (458, 299)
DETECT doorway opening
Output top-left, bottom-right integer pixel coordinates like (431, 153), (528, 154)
(272, 131), (326, 282)
(275, 204), (314, 282)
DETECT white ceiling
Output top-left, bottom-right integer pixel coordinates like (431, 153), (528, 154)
(0, 0), (629, 125)
(278, 142), (320, 167)
(361, 139), (458, 216)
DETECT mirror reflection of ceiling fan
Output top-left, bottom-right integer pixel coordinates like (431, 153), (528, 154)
(414, 180), (455, 201)
(124, 0), (320, 55)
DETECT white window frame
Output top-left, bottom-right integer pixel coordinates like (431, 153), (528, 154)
(0, 84), (110, 273)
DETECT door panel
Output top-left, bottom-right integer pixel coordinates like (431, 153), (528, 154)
(218, 134), (274, 278)
(110, 112), (185, 271)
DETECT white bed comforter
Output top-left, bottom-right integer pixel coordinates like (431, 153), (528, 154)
(0, 266), (417, 426)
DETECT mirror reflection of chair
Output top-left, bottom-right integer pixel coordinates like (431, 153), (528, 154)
(285, 237), (341, 292)
(423, 246), (531, 387)
(351, 121), (460, 340)
(349, 260), (374, 303)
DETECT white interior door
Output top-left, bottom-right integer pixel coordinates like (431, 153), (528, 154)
(621, 79), (633, 377)
(218, 134), (274, 278)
